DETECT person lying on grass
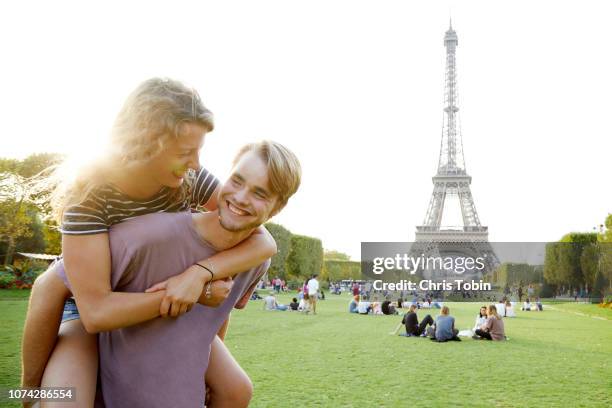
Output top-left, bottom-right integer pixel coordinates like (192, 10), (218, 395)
(263, 291), (288, 311)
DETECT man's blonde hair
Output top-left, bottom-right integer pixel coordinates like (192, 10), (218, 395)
(441, 306), (450, 315)
(233, 141), (301, 212)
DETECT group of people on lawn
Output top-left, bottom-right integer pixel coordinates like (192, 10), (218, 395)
(390, 304), (506, 341)
(354, 301), (506, 342)
(262, 274), (320, 314)
(347, 290), (547, 342)
(349, 296), (444, 317)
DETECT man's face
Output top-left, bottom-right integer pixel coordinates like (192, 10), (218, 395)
(217, 150), (280, 232)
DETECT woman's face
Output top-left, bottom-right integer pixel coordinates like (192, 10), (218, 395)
(480, 307), (486, 316)
(145, 123), (208, 189)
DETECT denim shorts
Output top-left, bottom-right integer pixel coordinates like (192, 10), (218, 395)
(61, 298), (81, 323)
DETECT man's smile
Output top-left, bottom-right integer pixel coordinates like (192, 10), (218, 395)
(227, 201), (251, 216)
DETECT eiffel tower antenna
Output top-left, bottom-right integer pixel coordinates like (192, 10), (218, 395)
(414, 23), (498, 276)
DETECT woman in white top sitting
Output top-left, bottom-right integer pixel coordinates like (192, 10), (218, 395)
(535, 297), (543, 311)
(357, 301), (371, 314)
(522, 298), (532, 311)
(473, 306), (488, 331)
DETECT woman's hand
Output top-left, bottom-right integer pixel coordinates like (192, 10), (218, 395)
(146, 266), (209, 317)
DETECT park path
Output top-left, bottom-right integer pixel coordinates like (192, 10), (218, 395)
(547, 305), (611, 321)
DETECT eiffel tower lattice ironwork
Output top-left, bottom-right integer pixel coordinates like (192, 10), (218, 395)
(414, 23), (499, 276)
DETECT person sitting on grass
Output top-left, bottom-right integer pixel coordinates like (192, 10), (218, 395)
(390, 304), (434, 337)
(535, 297), (543, 311)
(289, 297), (299, 311)
(473, 305), (505, 341)
(357, 300), (371, 315)
(431, 306), (460, 342)
(263, 292), (288, 311)
(473, 306), (488, 331)
(349, 295), (359, 313)
(371, 302), (383, 315)
(521, 298), (532, 311)
(381, 300), (397, 315)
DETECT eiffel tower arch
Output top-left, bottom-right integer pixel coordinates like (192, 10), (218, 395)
(413, 22), (499, 280)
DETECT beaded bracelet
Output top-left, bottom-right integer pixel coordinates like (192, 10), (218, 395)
(195, 262), (214, 281)
(196, 262), (214, 299)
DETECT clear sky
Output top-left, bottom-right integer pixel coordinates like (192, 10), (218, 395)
(1, 1), (611, 259)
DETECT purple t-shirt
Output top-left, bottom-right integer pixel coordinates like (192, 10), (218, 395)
(60, 211), (269, 407)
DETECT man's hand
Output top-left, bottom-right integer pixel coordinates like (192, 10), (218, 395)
(146, 266), (209, 318)
(199, 278), (234, 307)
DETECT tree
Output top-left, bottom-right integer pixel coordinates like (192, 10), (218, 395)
(544, 233), (601, 293)
(17, 153), (63, 218)
(0, 158), (19, 174)
(321, 259), (361, 282)
(324, 250), (351, 261)
(0, 153), (64, 263)
(43, 221), (62, 255)
(592, 269), (608, 300)
(14, 205), (47, 253)
(16, 153), (63, 178)
(600, 214), (612, 242)
(286, 234), (323, 280)
(558, 233), (598, 290)
(544, 243), (560, 286)
(0, 199), (33, 265)
(264, 222), (292, 280)
(580, 244), (599, 291)
(598, 214), (612, 291)
(0, 173), (34, 265)
(494, 263), (542, 286)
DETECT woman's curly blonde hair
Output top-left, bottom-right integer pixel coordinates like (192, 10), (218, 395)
(43, 78), (214, 223)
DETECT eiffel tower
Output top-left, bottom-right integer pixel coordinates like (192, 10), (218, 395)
(413, 22), (499, 279)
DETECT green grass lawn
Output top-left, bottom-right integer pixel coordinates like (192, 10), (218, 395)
(547, 302), (612, 320)
(1, 290), (611, 407)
